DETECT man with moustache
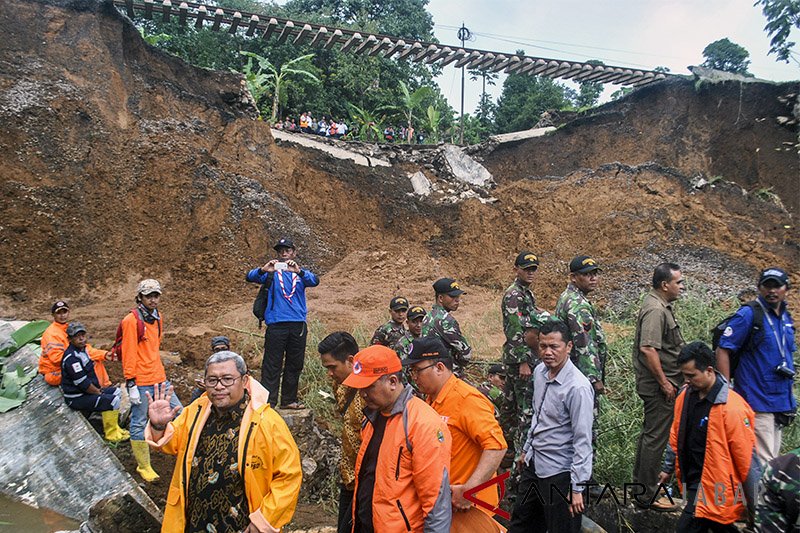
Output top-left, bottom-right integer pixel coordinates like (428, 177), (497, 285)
(395, 305), (426, 358)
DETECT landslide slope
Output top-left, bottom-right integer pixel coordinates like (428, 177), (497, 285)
(484, 76), (800, 214)
(0, 0), (797, 363)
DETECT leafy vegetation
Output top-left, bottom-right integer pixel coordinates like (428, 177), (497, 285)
(755, 0), (800, 64)
(701, 38), (753, 76)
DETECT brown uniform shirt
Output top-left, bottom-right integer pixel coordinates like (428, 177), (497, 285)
(632, 290), (685, 394)
(335, 383), (365, 490)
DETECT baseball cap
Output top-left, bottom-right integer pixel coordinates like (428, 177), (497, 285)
(273, 237), (295, 250)
(66, 322), (87, 337)
(402, 336), (449, 366)
(758, 267), (789, 287)
(515, 251), (540, 269)
(569, 255), (602, 274)
(51, 300), (70, 314)
(136, 279), (162, 295)
(342, 345), (403, 388)
(433, 278), (465, 296)
(488, 364), (506, 376)
(211, 335), (231, 350)
(390, 297), (409, 310)
(407, 305), (426, 320)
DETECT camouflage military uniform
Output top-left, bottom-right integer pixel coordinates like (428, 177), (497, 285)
(421, 304), (472, 370)
(555, 282), (608, 385)
(476, 381), (504, 417)
(756, 446), (800, 532)
(500, 279), (550, 455)
(370, 320), (406, 348)
(393, 330), (418, 359)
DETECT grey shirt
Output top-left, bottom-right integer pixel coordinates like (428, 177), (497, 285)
(523, 359), (594, 487)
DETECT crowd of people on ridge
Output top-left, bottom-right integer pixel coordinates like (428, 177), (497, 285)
(36, 237), (798, 533)
(271, 110), (426, 143)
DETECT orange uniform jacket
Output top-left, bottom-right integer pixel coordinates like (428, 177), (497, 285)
(146, 379), (302, 533)
(353, 385), (452, 533)
(427, 375), (507, 517)
(670, 376), (760, 524)
(39, 321), (110, 387)
(121, 309), (165, 386)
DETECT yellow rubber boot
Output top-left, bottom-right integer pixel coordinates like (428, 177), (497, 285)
(101, 410), (130, 442)
(131, 440), (160, 482)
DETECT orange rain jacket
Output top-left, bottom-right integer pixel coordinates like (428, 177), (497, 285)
(39, 321), (110, 387)
(121, 309), (165, 386)
(670, 375), (760, 524)
(353, 385), (452, 533)
(146, 379), (302, 533)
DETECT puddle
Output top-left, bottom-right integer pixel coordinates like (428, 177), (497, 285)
(0, 494), (80, 532)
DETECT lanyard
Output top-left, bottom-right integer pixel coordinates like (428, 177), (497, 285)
(277, 272), (298, 303)
(757, 300), (788, 362)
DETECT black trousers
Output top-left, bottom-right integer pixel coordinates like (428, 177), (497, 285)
(509, 463), (581, 533)
(675, 488), (739, 533)
(338, 485), (354, 533)
(261, 321), (307, 406)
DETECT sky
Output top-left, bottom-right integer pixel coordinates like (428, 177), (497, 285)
(424, 0), (800, 114)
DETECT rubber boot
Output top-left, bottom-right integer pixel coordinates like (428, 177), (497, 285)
(130, 440), (159, 482)
(101, 410), (130, 443)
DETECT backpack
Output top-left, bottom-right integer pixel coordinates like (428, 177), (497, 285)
(108, 308), (151, 361)
(251, 272), (274, 329)
(711, 300), (764, 376)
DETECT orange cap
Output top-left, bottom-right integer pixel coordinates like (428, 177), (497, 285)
(343, 345), (403, 389)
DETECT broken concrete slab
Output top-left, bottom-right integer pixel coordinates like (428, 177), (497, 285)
(0, 322), (161, 525)
(439, 144), (494, 187)
(272, 129), (391, 167)
(489, 126), (556, 144)
(408, 171), (431, 196)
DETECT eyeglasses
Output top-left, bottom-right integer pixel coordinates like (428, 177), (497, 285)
(408, 363), (438, 377)
(204, 375), (244, 388)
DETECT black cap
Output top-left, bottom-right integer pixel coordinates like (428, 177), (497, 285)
(211, 335), (231, 350)
(488, 364), (506, 376)
(407, 305), (426, 320)
(51, 300), (70, 314)
(569, 255), (602, 274)
(402, 336), (449, 366)
(758, 267), (789, 287)
(273, 237), (295, 251)
(433, 278), (465, 296)
(66, 322), (87, 337)
(514, 251), (540, 269)
(390, 297), (409, 310)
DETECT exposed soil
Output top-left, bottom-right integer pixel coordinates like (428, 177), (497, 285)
(1, 0), (799, 528)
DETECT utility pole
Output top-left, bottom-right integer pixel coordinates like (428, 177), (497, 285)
(457, 23), (471, 146)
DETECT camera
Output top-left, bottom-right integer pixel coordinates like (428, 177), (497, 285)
(274, 262), (288, 271)
(775, 361), (796, 379)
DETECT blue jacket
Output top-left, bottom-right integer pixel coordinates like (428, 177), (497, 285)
(246, 268), (319, 324)
(61, 345), (100, 399)
(719, 297), (796, 413)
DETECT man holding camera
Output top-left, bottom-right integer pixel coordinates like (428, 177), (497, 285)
(247, 237), (319, 410)
(716, 267), (796, 464)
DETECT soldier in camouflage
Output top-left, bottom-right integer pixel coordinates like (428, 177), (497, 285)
(370, 296), (408, 347)
(555, 255), (608, 395)
(422, 278), (472, 372)
(394, 305), (425, 358)
(500, 251), (550, 457)
(756, 446), (800, 532)
(477, 363), (506, 415)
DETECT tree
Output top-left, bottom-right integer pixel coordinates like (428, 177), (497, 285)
(755, 0), (800, 63)
(347, 104), (384, 141)
(240, 52), (320, 122)
(701, 38), (752, 75)
(494, 72), (573, 133)
(468, 68), (499, 103)
(573, 59), (605, 109)
(379, 81), (433, 142)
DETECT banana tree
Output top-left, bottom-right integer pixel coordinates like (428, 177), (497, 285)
(239, 51), (319, 123)
(379, 81), (433, 143)
(348, 104), (384, 142)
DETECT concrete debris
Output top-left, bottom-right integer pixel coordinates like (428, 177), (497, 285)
(0, 321), (161, 525)
(272, 129), (390, 168)
(489, 126), (556, 144)
(439, 144), (494, 187)
(408, 171), (431, 196)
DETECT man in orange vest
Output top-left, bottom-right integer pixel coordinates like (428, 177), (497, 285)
(405, 337), (508, 532)
(124, 279), (183, 482)
(344, 345), (452, 532)
(39, 300), (111, 388)
(661, 341), (760, 531)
